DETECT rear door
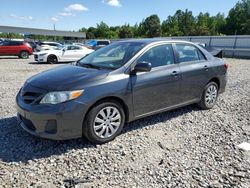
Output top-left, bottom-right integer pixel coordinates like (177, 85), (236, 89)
(67, 46), (84, 60)
(131, 44), (181, 117)
(174, 43), (211, 102)
(0, 41), (12, 55)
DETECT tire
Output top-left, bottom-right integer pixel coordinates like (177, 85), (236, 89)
(19, 51), (29, 59)
(198, 82), (219, 110)
(83, 100), (125, 144)
(47, 55), (58, 64)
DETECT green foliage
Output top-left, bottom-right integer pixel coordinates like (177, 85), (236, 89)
(79, 0), (249, 38)
(118, 24), (134, 38)
(226, 0), (250, 34)
(0, 32), (23, 39)
(141, 15), (161, 37)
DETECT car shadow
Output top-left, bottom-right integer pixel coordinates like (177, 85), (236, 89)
(0, 104), (199, 163)
(0, 117), (93, 163)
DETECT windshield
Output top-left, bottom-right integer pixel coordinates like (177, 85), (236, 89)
(78, 42), (146, 70)
(55, 46), (64, 50)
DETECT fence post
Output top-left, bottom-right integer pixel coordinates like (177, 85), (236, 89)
(233, 36), (238, 58)
(209, 37), (212, 47)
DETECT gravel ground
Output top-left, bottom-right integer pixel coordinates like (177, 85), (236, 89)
(0, 56), (249, 188)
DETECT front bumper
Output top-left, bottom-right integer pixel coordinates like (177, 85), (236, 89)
(16, 95), (89, 140)
(34, 54), (46, 62)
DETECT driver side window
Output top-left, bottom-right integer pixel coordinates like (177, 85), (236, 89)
(138, 44), (175, 68)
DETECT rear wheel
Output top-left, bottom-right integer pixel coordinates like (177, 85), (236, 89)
(198, 82), (218, 110)
(47, 55), (58, 64)
(83, 100), (125, 144)
(19, 51), (29, 59)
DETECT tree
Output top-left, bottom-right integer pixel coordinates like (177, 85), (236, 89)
(86, 27), (97, 39)
(162, 16), (183, 36)
(226, 0), (250, 34)
(142, 15), (161, 38)
(95, 21), (111, 38)
(195, 13), (211, 35)
(118, 24), (134, 38)
(175, 9), (196, 36)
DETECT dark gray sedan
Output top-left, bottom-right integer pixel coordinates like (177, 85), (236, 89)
(16, 39), (228, 143)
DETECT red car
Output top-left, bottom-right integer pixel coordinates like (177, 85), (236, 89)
(0, 40), (33, 58)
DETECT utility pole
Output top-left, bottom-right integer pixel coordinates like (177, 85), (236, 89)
(53, 24), (56, 41)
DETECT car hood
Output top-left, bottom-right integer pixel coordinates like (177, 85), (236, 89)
(26, 65), (110, 91)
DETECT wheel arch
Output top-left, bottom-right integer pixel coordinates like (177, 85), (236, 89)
(47, 54), (58, 62)
(84, 96), (130, 124)
(19, 50), (29, 55)
(208, 77), (220, 90)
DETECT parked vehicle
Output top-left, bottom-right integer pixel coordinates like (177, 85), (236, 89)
(16, 40), (228, 143)
(0, 40), (33, 58)
(72, 43), (85, 47)
(34, 45), (94, 63)
(27, 41), (37, 52)
(86, 40), (110, 50)
(36, 41), (62, 52)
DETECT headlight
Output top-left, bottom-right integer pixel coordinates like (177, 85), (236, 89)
(39, 53), (47, 56)
(40, 90), (84, 104)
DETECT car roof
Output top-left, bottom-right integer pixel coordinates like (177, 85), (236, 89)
(42, 41), (60, 44)
(117, 38), (194, 45)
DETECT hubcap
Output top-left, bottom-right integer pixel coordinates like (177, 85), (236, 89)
(205, 85), (217, 106)
(22, 52), (28, 58)
(93, 106), (121, 139)
(48, 56), (57, 63)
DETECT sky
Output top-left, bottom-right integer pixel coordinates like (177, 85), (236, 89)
(0, 0), (239, 31)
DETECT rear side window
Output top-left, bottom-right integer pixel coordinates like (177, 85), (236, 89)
(176, 44), (206, 63)
(67, 46), (81, 50)
(48, 43), (58, 47)
(97, 41), (110, 45)
(7, 41), (23, 46)
(138, 44), (175, 68)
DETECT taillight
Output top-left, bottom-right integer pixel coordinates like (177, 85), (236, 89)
(224, 63), (229, 70)
(25, 42), (31, 48)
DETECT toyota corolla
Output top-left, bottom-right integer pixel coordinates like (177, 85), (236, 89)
(16, 40), (228, 143)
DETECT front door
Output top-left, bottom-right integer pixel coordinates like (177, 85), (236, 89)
(131, 44), (182, 117)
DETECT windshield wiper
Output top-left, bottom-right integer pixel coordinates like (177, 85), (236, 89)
(79, 63), (101, 69)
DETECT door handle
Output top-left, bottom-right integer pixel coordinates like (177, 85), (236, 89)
(204, 65), (209, 71)
(171, 71), (179, 77)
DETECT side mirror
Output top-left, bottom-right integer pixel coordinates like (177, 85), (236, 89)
(132, 62), (152, 73)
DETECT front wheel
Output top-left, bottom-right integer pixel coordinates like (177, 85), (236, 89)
(47, 55), (58, 64)
(19, 51), (29, 59)
(83, 101), (125, 144)
(198, 82), (218, 110)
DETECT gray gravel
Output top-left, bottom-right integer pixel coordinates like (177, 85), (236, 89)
(0, 56), (249, 188)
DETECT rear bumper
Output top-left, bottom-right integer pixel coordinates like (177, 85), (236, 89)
(16, 95), (89, 140)
(218, 73), (227, 94)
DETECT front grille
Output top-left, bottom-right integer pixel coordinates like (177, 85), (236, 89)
(22, 91), (43, 104)
(20, 115), (36, 131)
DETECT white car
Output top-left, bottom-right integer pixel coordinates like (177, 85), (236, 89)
(36, 41), (62, 52)
(34, 45), (94, 63)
